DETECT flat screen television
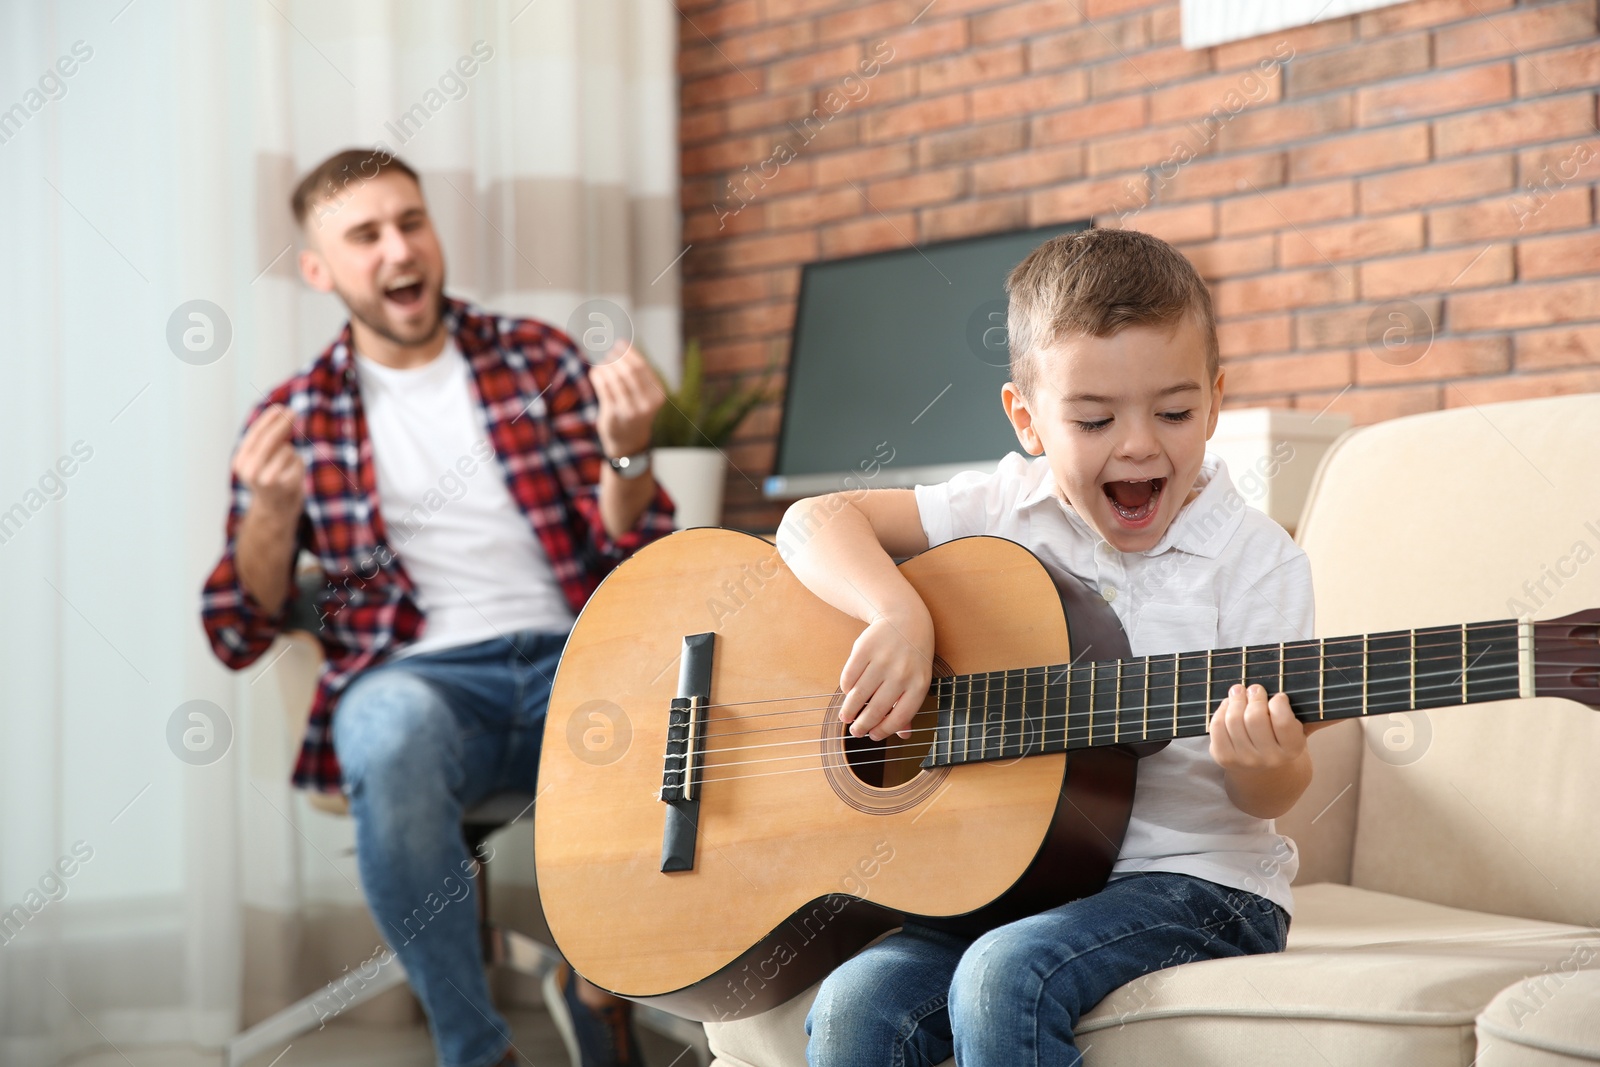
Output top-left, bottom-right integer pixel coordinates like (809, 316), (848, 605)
(764, 221), (1087, 500)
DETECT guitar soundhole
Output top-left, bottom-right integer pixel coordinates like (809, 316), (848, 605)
(823, 658), (953, 814)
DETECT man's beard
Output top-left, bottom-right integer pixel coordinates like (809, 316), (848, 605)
(335, 275), (446, 349)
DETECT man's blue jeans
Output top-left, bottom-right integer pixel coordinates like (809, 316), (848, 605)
(805, 870), (1289, 1067)
(331, 628), (566, 1067)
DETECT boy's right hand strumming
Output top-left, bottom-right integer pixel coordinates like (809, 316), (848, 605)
(778, 488), (935, 743)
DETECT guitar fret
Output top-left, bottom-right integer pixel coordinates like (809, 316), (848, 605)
(1318, 636), (1325, 721)
(1114, 660), (1122, 744)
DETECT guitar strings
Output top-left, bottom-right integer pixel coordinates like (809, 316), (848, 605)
(680, 660), (1541, 782)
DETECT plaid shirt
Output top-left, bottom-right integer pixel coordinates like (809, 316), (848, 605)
(200, 298), (675, 793)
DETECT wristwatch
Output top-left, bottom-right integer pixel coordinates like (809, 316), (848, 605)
(606, 450), (652, 479)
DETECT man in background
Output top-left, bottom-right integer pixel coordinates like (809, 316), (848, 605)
(202, 148), (672, 1067)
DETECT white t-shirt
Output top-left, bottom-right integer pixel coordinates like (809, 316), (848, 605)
(914, 450), (1315, 914)
(355, 341), (576, 657)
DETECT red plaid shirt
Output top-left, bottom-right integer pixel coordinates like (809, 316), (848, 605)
(200, 298), (675, 793)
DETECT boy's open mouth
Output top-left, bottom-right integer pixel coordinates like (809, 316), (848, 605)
(1102, 476), (1166, 526)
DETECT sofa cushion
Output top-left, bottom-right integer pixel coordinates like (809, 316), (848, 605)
(706, 882), (1600, 1067)
(1476, 967), (1600, 1065)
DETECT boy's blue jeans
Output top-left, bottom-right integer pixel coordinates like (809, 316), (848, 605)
(330, 628), (566, 1067)
(805, 870), (1289, 1067)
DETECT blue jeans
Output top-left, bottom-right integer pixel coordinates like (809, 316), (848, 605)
(331, 628), (566, 1067)
(805, 871), (1289, 1067)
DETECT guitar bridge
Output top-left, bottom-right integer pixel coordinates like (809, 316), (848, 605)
(660, 631), (714, 872)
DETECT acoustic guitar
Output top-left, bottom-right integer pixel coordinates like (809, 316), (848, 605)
(533, 528), (1598, 1022)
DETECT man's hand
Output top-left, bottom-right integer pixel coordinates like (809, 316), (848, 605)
(837, 603), (936, 742)
(234, 404), (306, 524)
(1209, 683), (1334, 819)
(232, 404), (306, 614)
(591, 342), (665, 458)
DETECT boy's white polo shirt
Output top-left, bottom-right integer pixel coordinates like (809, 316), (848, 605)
(914, 449), (1315, 914)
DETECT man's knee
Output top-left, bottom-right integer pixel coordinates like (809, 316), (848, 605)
(332, 669), (457, 791)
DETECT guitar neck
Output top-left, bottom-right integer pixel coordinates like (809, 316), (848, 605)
(924, 618), (1533, 768)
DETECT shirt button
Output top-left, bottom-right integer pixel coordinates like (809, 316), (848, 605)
(1101, 584), (1118, 603)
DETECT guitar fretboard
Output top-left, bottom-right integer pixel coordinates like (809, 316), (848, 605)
(924, 619), (1527, 767)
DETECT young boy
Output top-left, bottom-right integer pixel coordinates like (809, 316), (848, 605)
(777, 228), (1331, 1066)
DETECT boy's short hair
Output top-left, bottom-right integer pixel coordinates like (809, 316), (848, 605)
(1004, 227), (1220, 398)
(290, 147), (420, 227)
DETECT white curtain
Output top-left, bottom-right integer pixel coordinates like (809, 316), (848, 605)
(0, 2), (680, 1062)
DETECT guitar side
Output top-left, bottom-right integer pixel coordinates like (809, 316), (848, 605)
(533, 528), (1139, 1021)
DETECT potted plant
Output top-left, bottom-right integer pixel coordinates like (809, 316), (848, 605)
(650, 339), (780, 529)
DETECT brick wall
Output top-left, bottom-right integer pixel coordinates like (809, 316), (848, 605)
(677, 0), (1600, 532)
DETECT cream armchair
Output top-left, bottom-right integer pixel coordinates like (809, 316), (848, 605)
(705, 391), (1600, 1067)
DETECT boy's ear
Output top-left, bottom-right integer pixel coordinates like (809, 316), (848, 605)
(1001, 382), (1044, 456)
(298, 246), (335, 294)
(1204, 369), (1225, 439)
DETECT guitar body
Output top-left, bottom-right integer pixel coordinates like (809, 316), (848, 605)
(534, 528), (1140, 1022)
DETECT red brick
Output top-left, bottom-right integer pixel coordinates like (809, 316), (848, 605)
(1359, 244), (1514, 300)
(1516, 325), (1600, 371)
(918, 45), (1025, 94)
(1030, 174), (1151, 225)
(683, 69), (766, 108)
(1357, 64), (1514, 126)
(1224, 351), (1352, 397)
(1032, 96), (1148, 145)
(768, 44), (862, 91)
(765, 186), (864, 229)
(917, 119), (1026, 167)
(724, 92), (819, 136)
(680, 108), (727, 145)
(920, 197), (1028, 242)
(1149, 66), (1285, 125)
(1445, 368), (1600, 407)
(1216, 314), (1293, 358)
(1434, 95), (1597, 157)
(1357, 0), (1513, 35)
(860, 93), (968, 142)
(1099, 201), (1217, 244)
(972, 145), (1085, 194)
(1429, 186), (1591, 246)
(1148, 5), (1181, 43)
(1292, 384), (1440, 425)
(682, 133), (783, 176)
(882, 18), (969, 63)
(972, 1), (1083, 43)
(1212, 95), (1353, 154)
(1029, 18), (1149, 71)
(971, 71), (1088, 122)
(698, 301), (795, 341)
(1516, 41), (1600, 96)
(684, 273), (775, 310)
(1178, 235), (1277, 279)
(721, 22), (820, 66)
(1355, 336), (1510, 385)
(1088, 124), (1212, 177)
(820, 213), (915, 258)
(699, 340), (782, 376)
(1288, 123), (1430, 181)
(1086, 0), (1164, 17)
(1435, 1), (1599, 67)
(1212, 20), (1352, 71)
(813, 144), (913, 185)
(1518, 231), (1600, 281)
(1359, 155), (1514, 214)
(1295, 298), (1443, 350)
(718, 230), (819, 270)
(1517, 138), (1600, 191)
(1213, 267), (1356, 317)
(1218, 179), (1355, 236)
(680, 1), (761, 35)
(680, 42), (733, 80)
(1449, 278), (1600, 331)
(1288, 34), (1431, 98)
(1090, 45), (1212, 99)
(1160, 151), (1286, 202)
(815, 0), (918, 44)
(685, 200), (767, 240)
(865, 169), (967, 211)
(1279, 215), (1426, 268)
